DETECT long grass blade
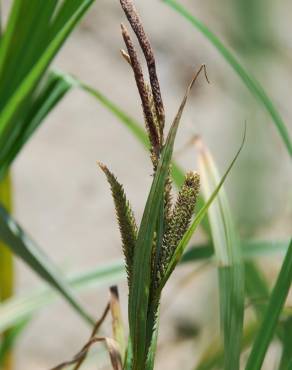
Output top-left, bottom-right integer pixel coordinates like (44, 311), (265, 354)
(0, 260), (125, 334)
(183, 240), (289, 263)
(0, 205), (94, 326)
(0, 0), (95, 140)
(0, 71), (73, 180)
(195, 321), (258, 370)
(0, 0), (57, 103)
(245, 239), (292, 370)
(244, 261), (269, 317)
(279, 316), (292, 370)
(163, 0), (292, 156)
(197, 139), (244, 370)
(160, 130), (245, 289)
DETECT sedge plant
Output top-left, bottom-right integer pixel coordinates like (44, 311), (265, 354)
(0, 0), (289, 368)
(99, 2), (205, 368)
(52, 1), (245, 369)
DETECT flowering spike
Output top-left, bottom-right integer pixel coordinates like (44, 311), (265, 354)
(157, 172), (200, 284)
(98, 162), (137, 286)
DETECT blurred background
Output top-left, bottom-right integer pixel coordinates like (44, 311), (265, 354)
(1, 0), (291, 368)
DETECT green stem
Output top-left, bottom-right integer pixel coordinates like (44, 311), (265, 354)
(0, 171), (13, 369)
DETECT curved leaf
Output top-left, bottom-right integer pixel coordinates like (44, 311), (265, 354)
(163, 0), (292, 156)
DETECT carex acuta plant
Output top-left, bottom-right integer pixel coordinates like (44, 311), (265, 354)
(51, 1), (246, 369)
(97, 0), (203, 368)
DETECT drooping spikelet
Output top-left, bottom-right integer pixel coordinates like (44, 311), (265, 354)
(98, 163), (137, 286)
(157, 172), (200, 284)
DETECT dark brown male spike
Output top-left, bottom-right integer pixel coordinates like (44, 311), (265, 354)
(121, 23), (160, 158)
(120, 0), (165, 139)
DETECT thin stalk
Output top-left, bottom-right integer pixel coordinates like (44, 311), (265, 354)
(0, 171), (13, 369)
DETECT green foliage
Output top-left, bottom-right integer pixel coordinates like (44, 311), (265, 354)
(198, 140), (244, 370)
(0, 0), (96, 173)
(195, 321), (258, 370)
(0, 205), (94, 325)
(0, 260), (125, 334)
(0, 1), (290, 368)
(0, 2), (96, 361)
(0, 238), (286, 335)
(97, 5), (245, 368)
(245, 240), (292, 370)
(0, 71), (74, 179)
(127, 75), (200, 369)
(163, 0), (292, 157)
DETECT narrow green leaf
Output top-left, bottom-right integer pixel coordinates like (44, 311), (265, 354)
(279, 316), (292, 370)
(197, 139), (244, 370)
(80, 80), (185, 239)
(80, 80), (186, 186)
(0, 260), (125, 334)
(244, 261), (269, 318)
(0, 0), (95, 139)
(80, 82), (151, 148)
(245, 239), (292, 370)
(0, 205), (94, 326)
(49, 0), (89, 39)
(163, 0), (292, 157)
(145, 311), (160, 370)
(195, 321), (258, 370)
(0, 70), (73, 180)
(160, 130), (245, 289)
(182, 240), (289, 264)
(0, 0), (58, 103)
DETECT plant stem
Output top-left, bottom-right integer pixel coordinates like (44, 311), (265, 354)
(0, 172), (13, 369)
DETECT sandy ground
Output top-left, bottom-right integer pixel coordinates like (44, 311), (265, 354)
(1, 0), (291, 369)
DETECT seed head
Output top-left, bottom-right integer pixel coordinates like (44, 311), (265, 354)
(156, 172), (200, 285)
(98, 162), (137, 287)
